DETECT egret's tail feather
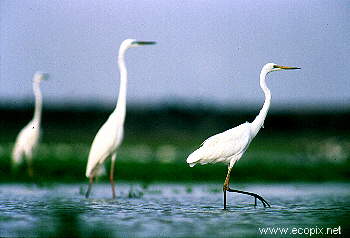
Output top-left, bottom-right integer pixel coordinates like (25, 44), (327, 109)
(12, 147), (24, 167)
(186, 148), (205, 167)
(85, 169), (92, 178)
(86, 164), (106, 178)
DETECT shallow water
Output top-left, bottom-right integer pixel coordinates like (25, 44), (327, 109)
(0, 183), (349, 237)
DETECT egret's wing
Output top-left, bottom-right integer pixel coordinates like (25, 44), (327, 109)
(12, 141), (25, 165)
(86, 125), (114, 177)
(200, 132), (223, 147)
(201, 122), (249, 147)
(85, 117), (123, 177)
(202, 123), (251, 159)
(12, 121), (40, 164)
(187, 122), (251, 166)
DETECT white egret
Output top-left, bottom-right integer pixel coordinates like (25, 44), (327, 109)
(186, 63), (300, 209)
(12, 71), (49, 177)
(85, 39), (156, 198)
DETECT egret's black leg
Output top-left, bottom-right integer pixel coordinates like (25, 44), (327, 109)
(226, 188), (271, 207)
(85, 176), (94, 198)
(223, 166), (270, 209)
(224, 190), (227, 210)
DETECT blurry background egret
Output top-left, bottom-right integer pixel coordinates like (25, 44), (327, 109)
(187, 63), (300, 209)
(12, 71), (49, 177)
(85, 39), (156, 198)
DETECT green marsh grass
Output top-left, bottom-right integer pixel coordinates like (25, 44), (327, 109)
(1, 105), (349, 183)
(1, 132), (349, 183)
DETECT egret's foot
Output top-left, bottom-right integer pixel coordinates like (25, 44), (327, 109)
(110, 177), (116, 199)
(225, 187), (271, 208)
(85, 186), (91, 198)
(223, 189), (227, 210)
(223, 184), (229, 209)
(85, 177), (94, 198)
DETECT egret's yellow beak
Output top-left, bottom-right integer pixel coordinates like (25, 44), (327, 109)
(273, 65), (301, 70)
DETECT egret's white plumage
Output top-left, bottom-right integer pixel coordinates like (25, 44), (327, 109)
(12, 72), (48, 176)
(85, 39), (155, 198)
(187, 122), (251, 168)
(186, 63), (300, 209)
(85, 111), (124, 177)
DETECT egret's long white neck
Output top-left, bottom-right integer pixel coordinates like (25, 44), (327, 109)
(251, 69), (271, 137)
(113, 47), (128, 124)
(32, 80), (43, 126)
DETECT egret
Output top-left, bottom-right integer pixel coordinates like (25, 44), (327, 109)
(85, 39), (156, 198)
(12, 71), (49, 177)
(186, 63), (300, 209)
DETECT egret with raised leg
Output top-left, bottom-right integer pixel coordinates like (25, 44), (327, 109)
(186, 63), (300, 209)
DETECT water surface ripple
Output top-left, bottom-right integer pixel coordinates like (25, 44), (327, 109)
(0, 183), (349, 237)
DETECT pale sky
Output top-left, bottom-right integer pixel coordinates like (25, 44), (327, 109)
(1, 0), (349, 110)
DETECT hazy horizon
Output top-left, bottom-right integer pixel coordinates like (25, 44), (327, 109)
(1, 0), (349, 110)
